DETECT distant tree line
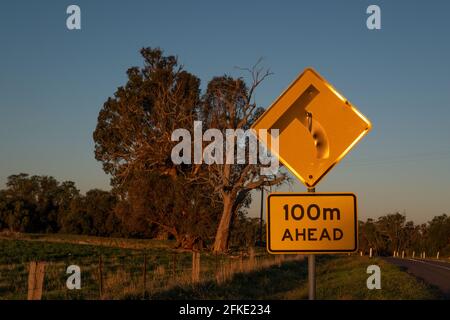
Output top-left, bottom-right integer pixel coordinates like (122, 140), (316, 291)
(1, 174), (449, 256)
(0, 174), (119, 236)
(359, 213), (450, 256)
(0, 173), (260, 249)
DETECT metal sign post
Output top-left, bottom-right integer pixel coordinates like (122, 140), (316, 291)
(308, 254), (316, 300)
(307, 187), (316, 300)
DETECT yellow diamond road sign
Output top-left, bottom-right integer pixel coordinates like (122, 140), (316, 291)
(252, 68), (371, 187)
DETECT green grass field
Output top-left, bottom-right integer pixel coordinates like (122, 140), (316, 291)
(150, 256), (442, 300)
(0, 234), (442, 300)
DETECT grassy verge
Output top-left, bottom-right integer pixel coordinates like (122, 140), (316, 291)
(280, 256), (441, 299)
(151, 256), (442, 300)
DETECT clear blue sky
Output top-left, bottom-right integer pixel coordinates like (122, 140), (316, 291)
(1, 0), (449, 224)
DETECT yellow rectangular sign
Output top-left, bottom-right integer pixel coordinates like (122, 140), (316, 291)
(267, 193), (357, 254)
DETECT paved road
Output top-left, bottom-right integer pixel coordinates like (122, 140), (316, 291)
(385, 257), (450, 296)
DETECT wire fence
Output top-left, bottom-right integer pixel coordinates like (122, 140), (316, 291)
(0, 248), (302, 300)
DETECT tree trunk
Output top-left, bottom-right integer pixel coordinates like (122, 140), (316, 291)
(213, 195), (233, 253)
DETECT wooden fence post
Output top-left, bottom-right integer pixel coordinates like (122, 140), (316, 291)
(249, 247), (255, 260)
(27, 261), (45, 300)
(192, 251), (200, 282)
(98, 256), (104, 299)
(142, 254), (147, 299)
(249, 247), (256, 269)
(27, 261), (37, 300)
